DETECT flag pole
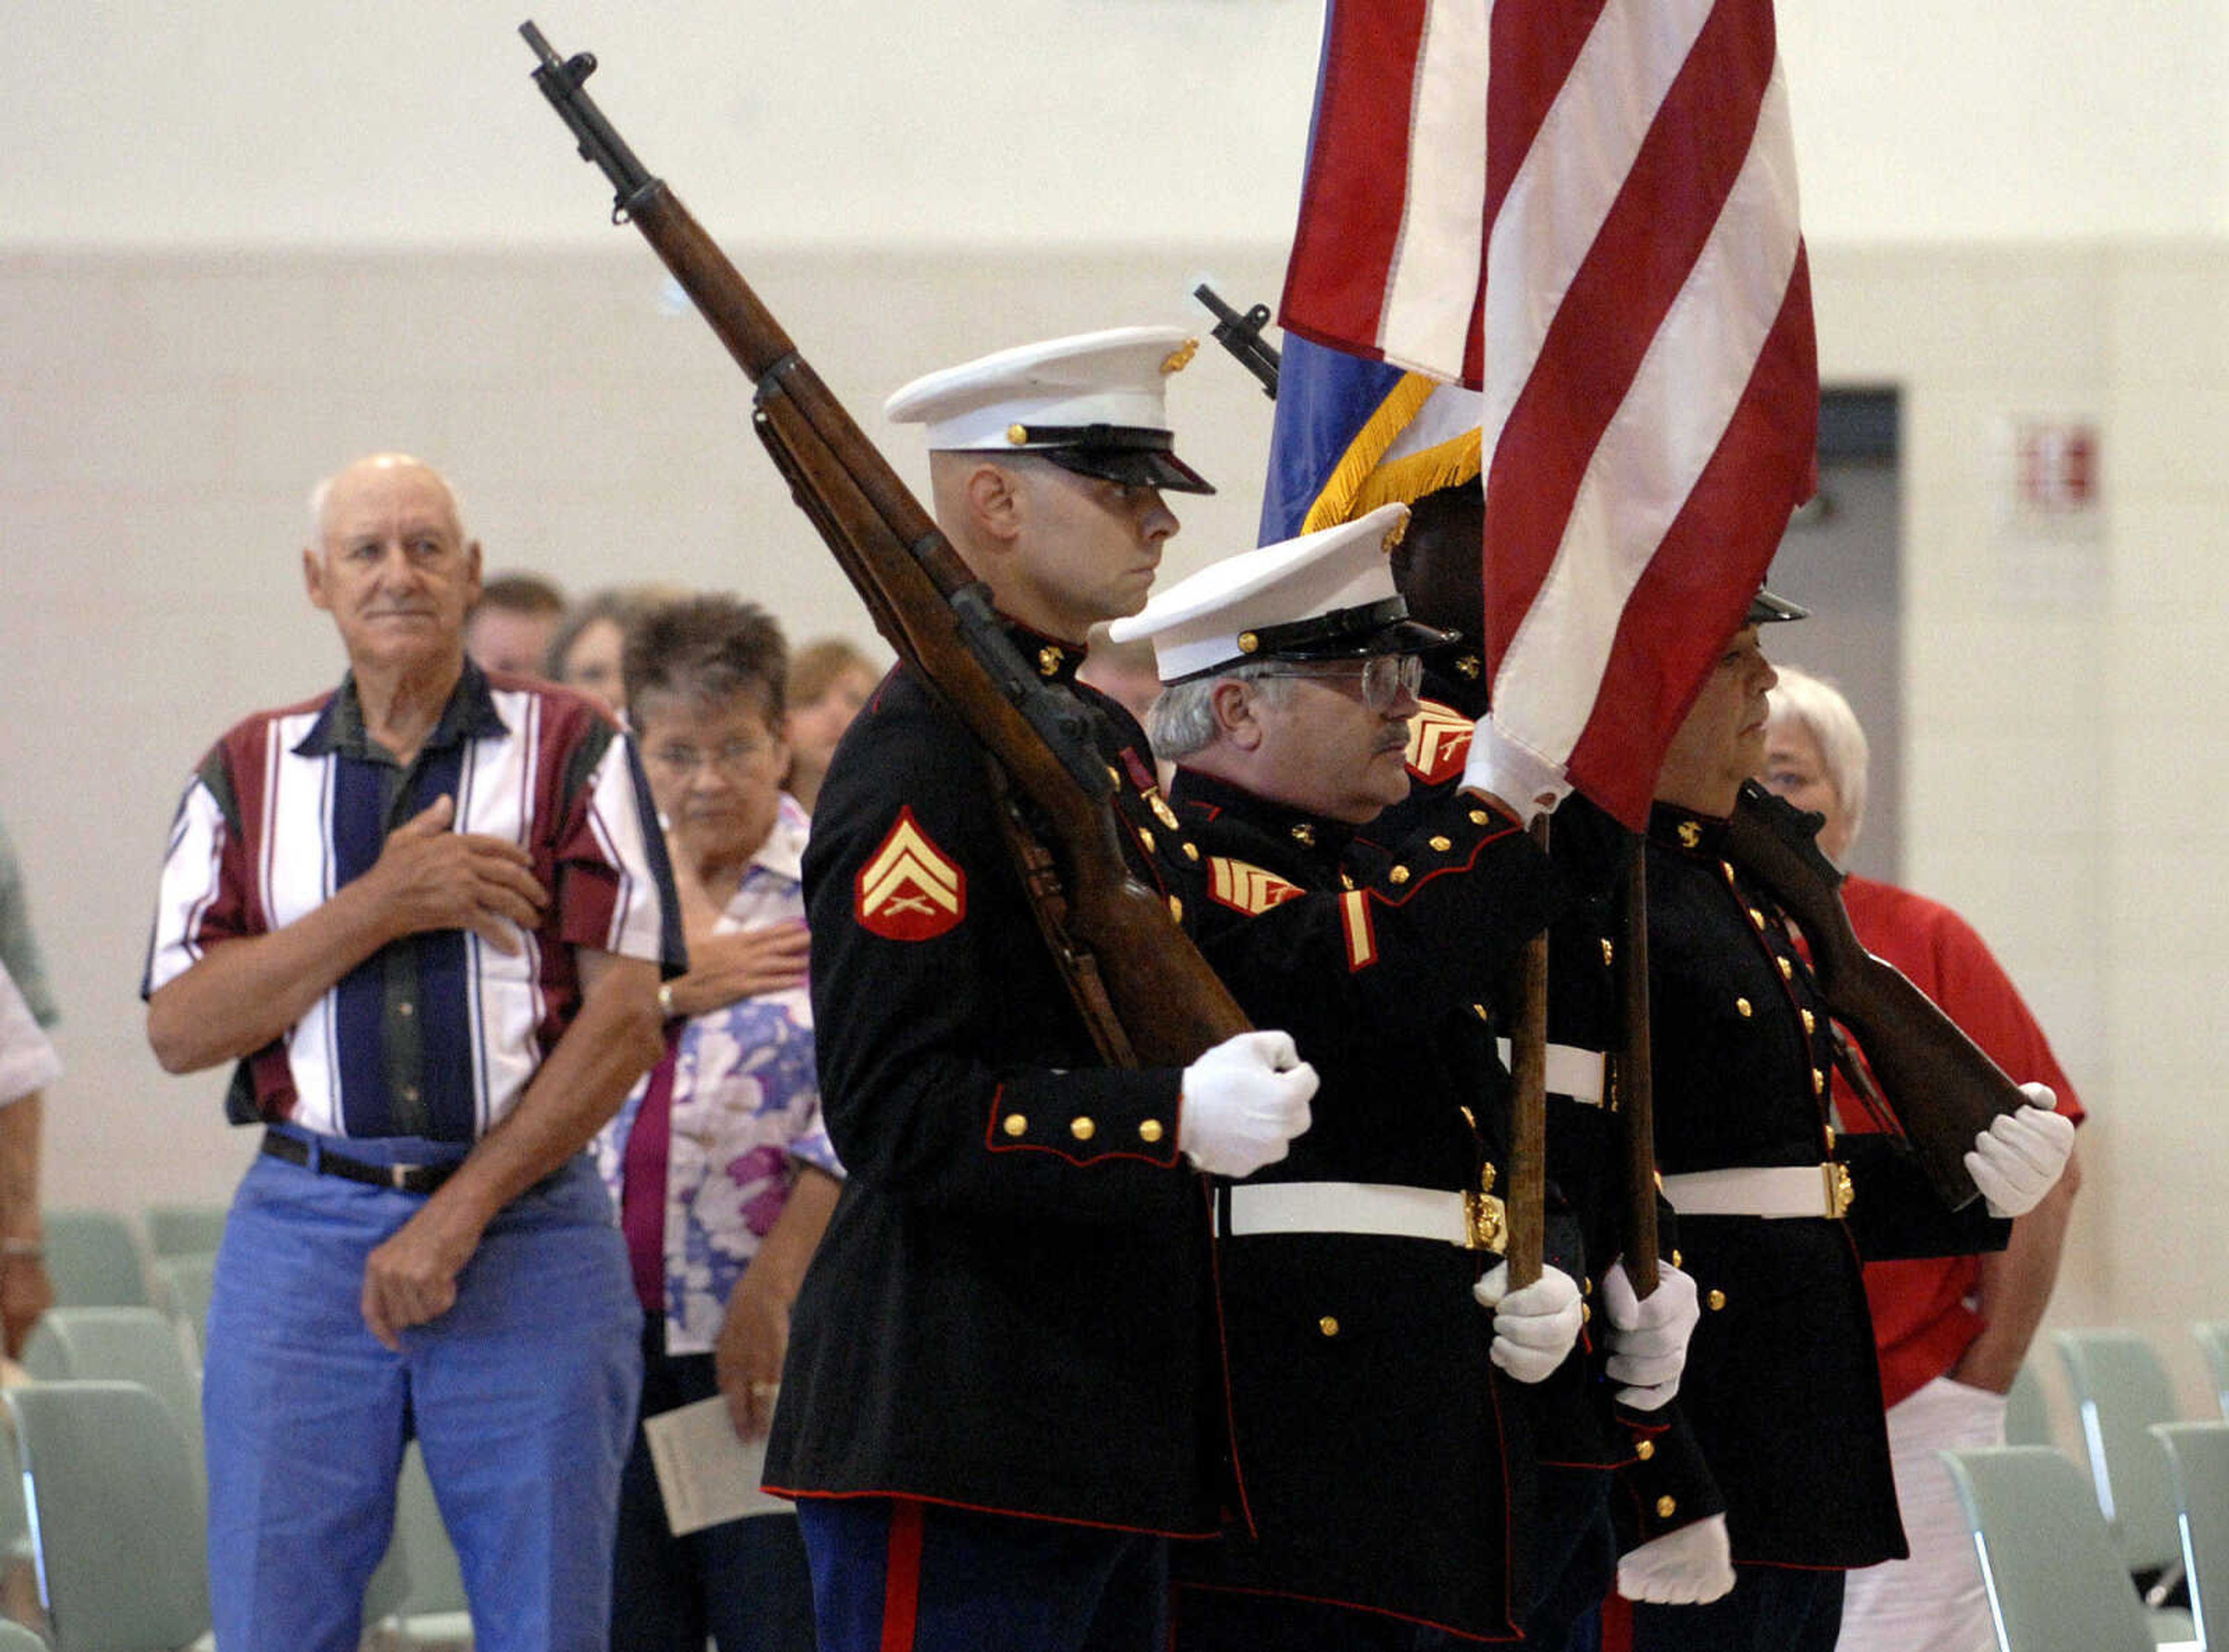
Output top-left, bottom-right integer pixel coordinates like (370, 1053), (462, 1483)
(1617, 838), (1661, 1297)
(1505, 814), (1550, 1288)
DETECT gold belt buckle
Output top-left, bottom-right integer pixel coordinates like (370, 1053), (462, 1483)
(1823, 1161), (1855, 1219)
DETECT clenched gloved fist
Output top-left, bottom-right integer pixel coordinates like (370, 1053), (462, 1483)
(1461, 716), (1572, 828)
(1617, 1512), (1734, 1606)
(1965, 1085), (2075, 1218)
(1177, 1030), (1318, 1180)
(1603, 1258), (1700, 1411)
(1473, 1261), (1584, 1383)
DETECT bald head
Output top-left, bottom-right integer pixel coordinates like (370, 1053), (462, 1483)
(309, 453), (463, 550)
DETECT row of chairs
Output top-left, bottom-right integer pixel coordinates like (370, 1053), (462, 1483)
(1954, 1323), (2229, 1652)
(39, 1206), (226, 1315)
(6, 1307), (470, 1650)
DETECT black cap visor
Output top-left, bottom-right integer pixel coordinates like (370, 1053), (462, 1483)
(1041, 442), (1216, 496)
(1747, 588), (1808, 625)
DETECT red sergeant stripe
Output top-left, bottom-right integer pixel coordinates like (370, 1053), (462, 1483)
(879, 1499), (925, 1652)
(1563, 243), (1816, 823)
(1279, 0), (1431, 354)
(1483, 0), (1779, 665)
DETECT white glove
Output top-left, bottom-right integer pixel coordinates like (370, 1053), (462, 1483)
(1461, 716), (1572, 827)
(1617, 1512), (1734, 1605)
(1602, 1259), (1700, 1411)
(1964, 1086), (2075, 1218)
(1473, 1262), (1584, 1383)
(1177, 1030), (1318, 1179)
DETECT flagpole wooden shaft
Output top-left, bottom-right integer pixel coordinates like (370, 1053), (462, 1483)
(1620, 841), (1661, 1297)
(1506, 815), (1551, 1289)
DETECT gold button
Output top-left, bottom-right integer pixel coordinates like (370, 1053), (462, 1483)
(1139, 1119), (1164, 1144)
(1388, 866), (1410, 884)
(1106, 764), (1122, 786)
(1470, 809), (1490, 825)
(1138, 828), (1156, 853)
(1182, 842), (1200, 862)
(1721, 861), (1738, 883)
(1707, 1289), (1726, 1311)
(1238, 630), (1260, 654)
(1290, 822), (1315, 846)
(397, 1001), (414, 1018)
(1456, 654), (1481, 679)
(1635, 1439), (1656, 1461)
(1318, 1316), (1340, 1338)
(1601, 938), (1615, 967)
(1747, 907), (1766, 929)
(1801, 1008), (1816, 1034)
(1006, 423), (1029, 446)
(1812, 1067), (1826, 1095)
(1471, 1003), (1490, 1022)
(1582, 1276), (1594, 1296)
(1340, 872), (1356, 890)
(1582, 1303), (1592, 1325)
(1429, 835), (1452, 852)
(402, 1084), (420, 1104)
(1070, 1117), (1095, 1142)
(1167, 896), (1183, 922)
(1671, 1249), (1682, 1267)
(1002, 1114), (1027, 1138)
(1151, 795), (1180, 829)
(1778, 957), (1794, 980)
(1824, 1126), (1837, 1150)
(1734, 997), (1752, 1018)
(1656, 1495), (1677, 1519)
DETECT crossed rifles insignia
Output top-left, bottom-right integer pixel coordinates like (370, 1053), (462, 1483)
(1404, 699), (1473, 787)
(856, 808), (966, 942)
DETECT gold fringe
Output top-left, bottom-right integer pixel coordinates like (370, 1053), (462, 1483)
(1300, 373), (1483, 532)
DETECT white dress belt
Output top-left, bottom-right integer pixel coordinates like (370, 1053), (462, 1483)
(1493, 1039), (1608, 1106)
(1223, 1180), (1476, 1249)
(1661, 1163), (1852, 1220)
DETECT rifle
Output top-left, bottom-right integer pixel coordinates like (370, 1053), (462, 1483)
(520, 21), (1250, 1069)
(1721, 780), (2023, 1208)
(1192, 284), (1280, 398)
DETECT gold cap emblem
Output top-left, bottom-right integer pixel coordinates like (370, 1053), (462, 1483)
(1677, 820), (1703, 849)
(1037, 645), (1064, 677)
(1161, 338), (1199, 374)
(1380, 508), (1409, 553)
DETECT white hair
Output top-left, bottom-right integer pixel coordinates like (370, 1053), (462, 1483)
(1146, 662), (1294, 760)
(1765, 664), (1870, 851)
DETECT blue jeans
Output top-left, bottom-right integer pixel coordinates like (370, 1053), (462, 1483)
(204, 1137), (641, 1652)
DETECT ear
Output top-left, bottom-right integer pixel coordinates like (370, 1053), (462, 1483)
(302, 546), (331, 612)
(1208, 678), (1265, 752)
(463, 538), (485, 606)
(961, 461), (1027, 549)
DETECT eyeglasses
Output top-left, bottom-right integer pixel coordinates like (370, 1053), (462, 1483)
(645, 740), (771, 778)
(1254, 654), (1423, 714)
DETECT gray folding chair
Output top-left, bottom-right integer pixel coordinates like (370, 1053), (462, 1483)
(1942, 1445), (2158, 1652)
(2153, 1422), (2229, 1652)
(3, 1380), (210, 1652)
(150, 1252), (217, 1366)
(20, 1307), (205, 1496)
(2055, 1329), (2187, 1580)
(2192, 1322), (2229, 1421)
(2006, 1359), (2056, 1448)
(143, 1204), (228, 1260)
(41, 1209), (148, 1308)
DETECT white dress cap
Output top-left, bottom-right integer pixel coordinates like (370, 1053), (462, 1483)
(885, 326), (1202, 456)
(1109, 503), (1429, 683)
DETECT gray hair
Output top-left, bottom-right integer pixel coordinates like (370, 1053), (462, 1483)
(1146, 661), (1295, 760)
(1765, 664), (1870, 851)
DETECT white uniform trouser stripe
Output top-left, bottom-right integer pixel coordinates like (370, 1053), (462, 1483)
(1480, 0), (1718, 457)
(1491, 52), (1801, 766)
(1378, 0), (1489, 377)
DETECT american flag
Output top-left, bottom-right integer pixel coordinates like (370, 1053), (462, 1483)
(1279, 0), (1817, 829)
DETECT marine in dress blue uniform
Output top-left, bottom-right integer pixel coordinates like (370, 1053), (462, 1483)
(762, 329), (1318, 1652)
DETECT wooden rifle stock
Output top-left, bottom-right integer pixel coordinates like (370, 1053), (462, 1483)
(521, 23), (1250, 1069)
(1721, 781), (2021, 1209)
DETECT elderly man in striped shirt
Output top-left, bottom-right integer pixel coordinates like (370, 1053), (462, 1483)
(144, 452), (682, 1652)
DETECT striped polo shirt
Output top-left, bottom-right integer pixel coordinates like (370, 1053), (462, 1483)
(145, 661), (682, 1141)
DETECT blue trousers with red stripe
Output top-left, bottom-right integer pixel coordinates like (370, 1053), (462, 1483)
(795, 1497), (1170, 1652)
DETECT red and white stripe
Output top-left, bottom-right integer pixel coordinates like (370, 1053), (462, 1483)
(1281, 0), (1817, 829)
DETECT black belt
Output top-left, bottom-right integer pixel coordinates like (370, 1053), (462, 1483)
(260, 1130), (462, 1196)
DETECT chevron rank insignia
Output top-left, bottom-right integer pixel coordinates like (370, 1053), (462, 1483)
(1207, 856), (1305, 916)
(856, 808), (965, 941)
(1405, 699), (1473, 785)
